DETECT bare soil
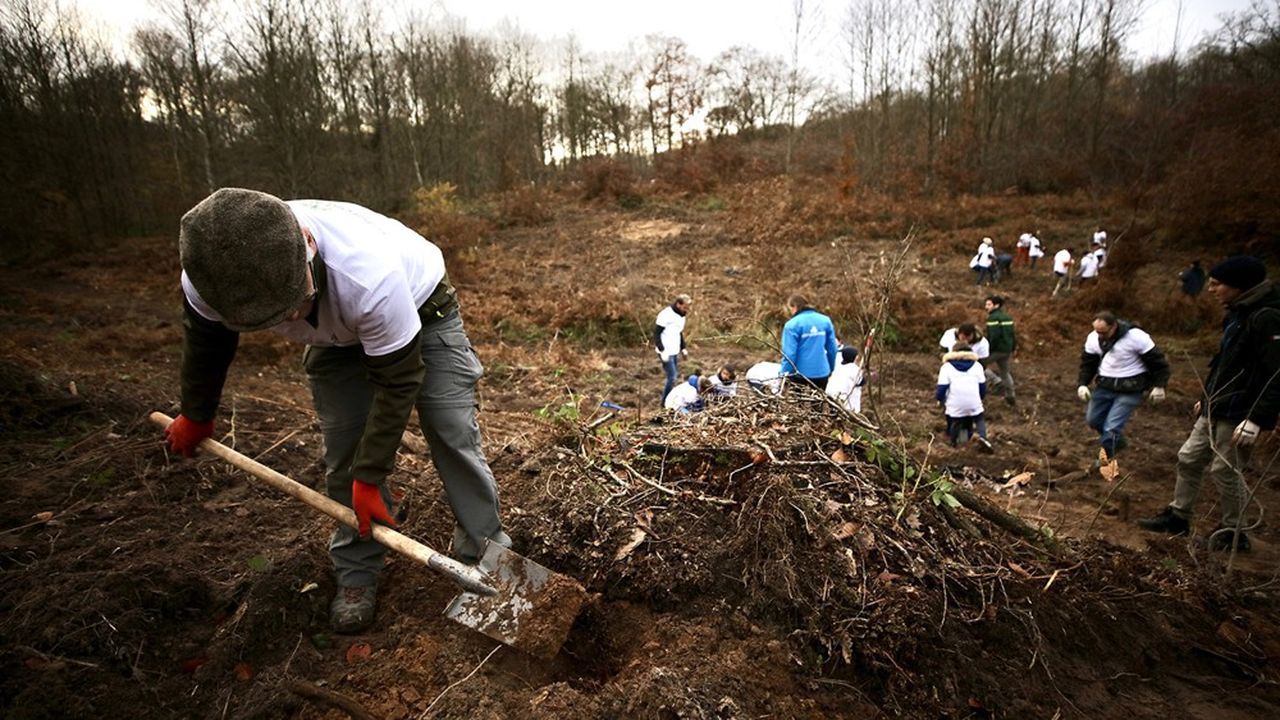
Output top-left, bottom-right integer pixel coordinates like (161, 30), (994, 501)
(2, 184), (1278, 719)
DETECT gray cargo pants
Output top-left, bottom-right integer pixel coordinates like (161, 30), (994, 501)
(304, 309), (510, 587)
(1169, 416), (1252, 528)
(983, 352), (1015, 401)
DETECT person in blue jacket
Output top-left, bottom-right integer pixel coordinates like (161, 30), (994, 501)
(780, 294), (839, 390)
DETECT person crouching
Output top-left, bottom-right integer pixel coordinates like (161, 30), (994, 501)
(665, 374), (711, 414)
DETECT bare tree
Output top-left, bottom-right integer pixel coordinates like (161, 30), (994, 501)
(643, 35), (701, 154)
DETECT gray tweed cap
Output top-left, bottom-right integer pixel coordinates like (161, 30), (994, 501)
(179, 188), (307, 332)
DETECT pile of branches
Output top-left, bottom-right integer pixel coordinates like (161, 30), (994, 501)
(509, 390), (1147, 708)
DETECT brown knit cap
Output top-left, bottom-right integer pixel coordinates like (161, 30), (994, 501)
(179, 188), (306, 332)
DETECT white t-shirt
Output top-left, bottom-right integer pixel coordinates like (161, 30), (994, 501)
(1053, 250), (1073, 274)
(1028, 236), (1044, 258)
(826, 360), (865, 413)
(1084, 327), (1156, 379)
(664, 381), (700, 411)
(707, 375), (738, 397)
(655, 305), (686, 361)
(182, 200), (443, 357)
(1093, 230), (1107, 245)
(974, 244), (996, 268)
(1017, 233), (1031, 248)
(746, 361), (784, 395)
(1093, 247), (1107, 267)
(937, 358), (986, 417)
(1078, 252), (1099, 278)
(938, 329), (990, 359)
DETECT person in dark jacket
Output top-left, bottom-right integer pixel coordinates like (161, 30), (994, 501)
(1138, 256), (1280, 551)
(1179, 260), (1206, 297)
(984, 296), (1017, 405)
(1076, 311), (1170, 458)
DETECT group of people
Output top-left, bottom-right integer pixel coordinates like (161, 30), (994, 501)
(935, 296), (1018, 449)
(968, 226), (1110, 295)
(161, 186), (1275, 644)
(945, 254), (1279, 553)
(655, 294), (866, 416)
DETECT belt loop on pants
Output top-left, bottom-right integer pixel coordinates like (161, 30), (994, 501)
(419, 273), (459, 325)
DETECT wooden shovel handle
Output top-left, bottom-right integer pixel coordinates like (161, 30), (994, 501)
(149, 412), (494, 595)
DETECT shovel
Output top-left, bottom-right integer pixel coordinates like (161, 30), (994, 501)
(150, 412), (586, 657)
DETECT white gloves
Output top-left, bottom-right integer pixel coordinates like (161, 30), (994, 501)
(1233, 420), (1261, 447)
(1148, 387), (1165, 403)
(1077, 385), (1091, 402)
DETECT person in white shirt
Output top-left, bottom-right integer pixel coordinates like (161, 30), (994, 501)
(1076, 311), (1170, 460)
(1015, 233), (1032, 267)
(1052, 248), (1074, 296)
(746, 361), (785, 395)
(1092, 242), (1107, 268)
(938, 323), (990, 358)
(826, 346), (867, 413)
(1093, 227), (1107, 246)
(665, 374), (710, 413)
(971, 237), (997, 286)
(707, 365), (739, 400)
(165, 188), (511, 634)
(655, 294), (692, 402)
(1027, 233), (1044, 268)
(1077, 249), (1100, 285)
(936, 343), (992, 450)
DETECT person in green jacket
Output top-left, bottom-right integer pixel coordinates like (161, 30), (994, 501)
(984, 295), (1017, 405)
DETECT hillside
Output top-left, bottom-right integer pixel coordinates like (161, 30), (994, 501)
(1, 182), (1278, 719)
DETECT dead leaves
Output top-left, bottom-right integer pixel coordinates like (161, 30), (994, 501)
(615, 528), (647, 560)
(344, 643), (372, 664)
(1005, 471), (1034, 487)
(831, 522), (860, 541)
(615, 510), (654, 560)
(1098, 449), (1120, 482)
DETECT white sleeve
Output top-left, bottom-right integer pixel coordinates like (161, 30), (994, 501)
(1128, 329), (1156, 354)
(180, 271), (222, 323)
(1084, 332), (1101, 355)
(354, 270), (423, 357)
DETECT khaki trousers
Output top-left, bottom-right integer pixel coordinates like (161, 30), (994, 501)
(1169, 416), (1252, 527)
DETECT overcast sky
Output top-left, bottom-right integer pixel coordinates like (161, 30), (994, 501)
(76, 0), (1254, 71)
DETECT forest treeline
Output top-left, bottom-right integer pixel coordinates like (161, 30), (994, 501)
(1, 0), (1278, 261)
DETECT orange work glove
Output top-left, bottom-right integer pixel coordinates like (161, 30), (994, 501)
(352, 480), (397, 538)
(165, 415), (214, 457)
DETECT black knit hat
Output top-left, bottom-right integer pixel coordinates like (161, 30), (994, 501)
(1208, 256), (1267, 290)
(180, 188), (307, 332)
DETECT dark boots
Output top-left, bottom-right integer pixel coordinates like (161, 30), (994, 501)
(1135, 507), (1190, 535)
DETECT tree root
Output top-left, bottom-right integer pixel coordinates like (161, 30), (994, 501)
(284, 678), (378, 720)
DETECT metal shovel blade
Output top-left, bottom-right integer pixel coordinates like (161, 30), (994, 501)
(445, 541), (587, 658)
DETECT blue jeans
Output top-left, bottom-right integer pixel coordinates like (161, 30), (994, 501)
(1085, 387), (1143, 455)
(661, 355), (679, 401)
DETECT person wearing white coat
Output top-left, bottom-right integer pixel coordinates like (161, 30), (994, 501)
(936, 343), (991, 450)
(826, 346), (866, 413)
(971, 237), (997, 286)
